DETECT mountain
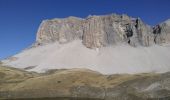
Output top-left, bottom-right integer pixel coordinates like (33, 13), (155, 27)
(1, 13), (170, 100)
(35, 14), (170, 47)
(2, 14), (170, 74)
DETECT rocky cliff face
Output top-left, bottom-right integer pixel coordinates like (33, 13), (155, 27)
(36, 16), (83, 44)
(35, 14), (170, 48)
(153, 19), (170, 44)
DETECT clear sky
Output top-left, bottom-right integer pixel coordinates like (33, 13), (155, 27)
(0, 0), (170, 59)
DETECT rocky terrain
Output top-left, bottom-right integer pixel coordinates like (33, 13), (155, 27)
(35, 14), (170, 48)
(0, 63), (170, 100)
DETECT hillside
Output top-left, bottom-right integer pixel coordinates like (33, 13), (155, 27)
(0, 64), (170, 100)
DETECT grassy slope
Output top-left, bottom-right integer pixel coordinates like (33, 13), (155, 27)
(0, 63), (169, 100)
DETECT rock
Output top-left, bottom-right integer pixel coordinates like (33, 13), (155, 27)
(35, 14), (170, 48)
(82, 15), (106, 48)
(133, 18), (155, 46)
(153, 19), (170, 44)
(36, 16), (84, 45)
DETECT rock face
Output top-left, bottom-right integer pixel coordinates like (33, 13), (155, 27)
(36, 16), (83, 44)
(35, 14), (170, 48)
(153, 19), (170, 44)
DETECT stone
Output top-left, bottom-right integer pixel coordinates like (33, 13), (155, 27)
(35, 14), (170, 48)
(36, 16), (84, 44)
(153, 19), (170, 44)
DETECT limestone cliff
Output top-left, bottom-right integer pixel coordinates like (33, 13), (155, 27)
(153, 19), (170, 44)
(35, 14), (170, 48)
(36, 16), (83, 44)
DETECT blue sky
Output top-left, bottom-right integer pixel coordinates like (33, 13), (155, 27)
(0, 0), (170, 59)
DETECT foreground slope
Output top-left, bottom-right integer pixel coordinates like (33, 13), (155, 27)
(0, 64), (170, 100)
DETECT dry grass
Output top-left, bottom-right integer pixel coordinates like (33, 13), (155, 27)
(1, 64), (166, 99)
(0, 65), (159, 91)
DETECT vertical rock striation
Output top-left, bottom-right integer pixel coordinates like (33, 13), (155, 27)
(153, 19), (170, 44)
(36, 16), (83, 44)
(35, 14), (170, 48)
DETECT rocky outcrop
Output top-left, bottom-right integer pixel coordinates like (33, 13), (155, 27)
(35, 14), (170, 48)
(153, 19), (170, 44)
(36, 16), (83, 44)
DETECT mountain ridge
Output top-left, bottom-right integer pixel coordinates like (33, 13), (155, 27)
(1, 13), (170, 74)
(35, 14), (170, 48)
